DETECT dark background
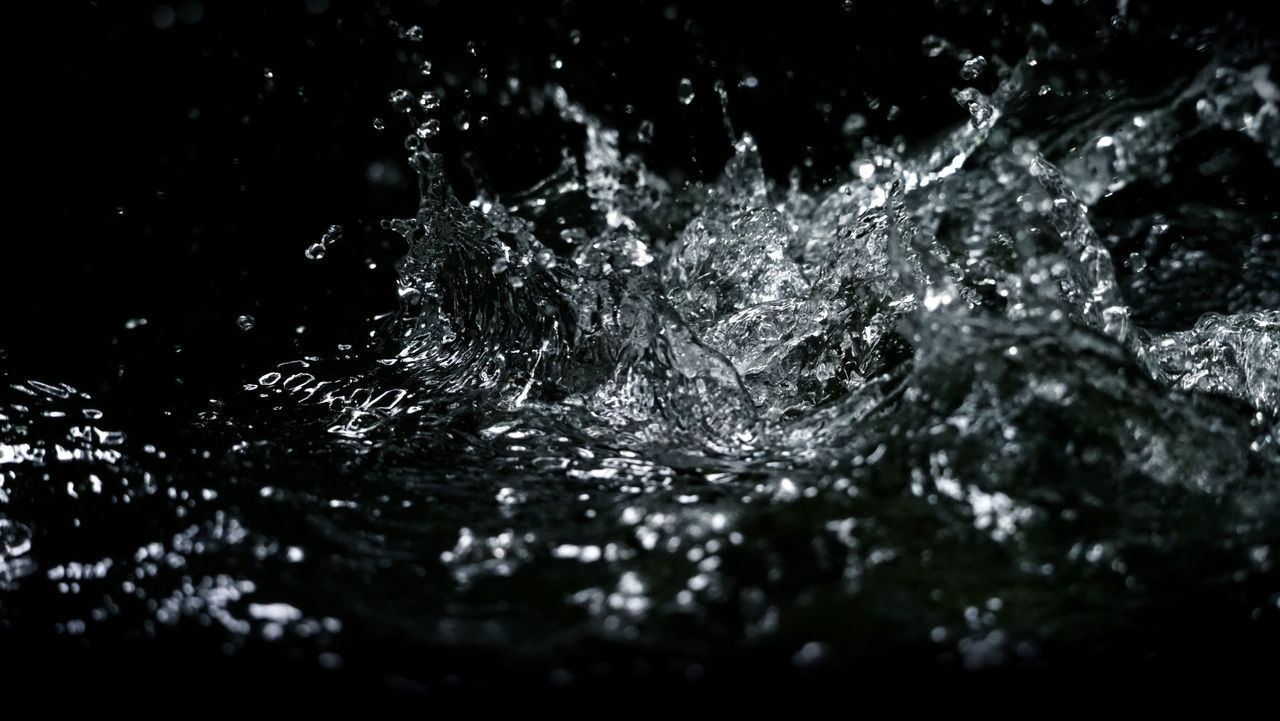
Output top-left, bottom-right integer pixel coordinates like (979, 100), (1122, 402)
(3, 0), (1270, 408)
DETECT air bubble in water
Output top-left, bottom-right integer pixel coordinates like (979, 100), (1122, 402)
(637, 119), (655, 143)
(417, 119), (441, 139)
(305, 243), (327, 260)
(678, 78), (696, 105)
(419, 60), (433, 76)
(236, 315), (255, 331)
(372, 117), (385, 131)
(961, 55), (987, 80)
(1127, 252), (1147, 272)
(418, 92), (441, 112)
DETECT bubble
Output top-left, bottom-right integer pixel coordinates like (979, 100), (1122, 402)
(843, 0), (855, 11)
(678, 78), (696, 105)
(419, 60), (433, 76)
(961, 55), (987, 80)
(236, 315), (256, 331)
(418, 92), (441, 112)
(417, 119), (441, 139)
(372, 117), (385, 131)
(1127, 252), (1147, 273)
(405, 25), (424, 42)
(304, 243), (327, 260)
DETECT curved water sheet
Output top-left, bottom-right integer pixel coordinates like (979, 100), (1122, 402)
(2, 7), (1279, 691)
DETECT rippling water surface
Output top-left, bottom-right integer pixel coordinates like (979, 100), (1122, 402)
(3, 1), (1278, 693)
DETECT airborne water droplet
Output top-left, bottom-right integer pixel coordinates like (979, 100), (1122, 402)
(1127, 252), (1147, 273)
(961, 55), (987, 80)
(953, 87), (994, 128)
(304, 242), (327, 260)
(418, 92), (440, 112)
(678, 78), (696, 105)
(417, 119), (441, 139)
(389, 89), (413, 112)
(236, 315), (256, 331)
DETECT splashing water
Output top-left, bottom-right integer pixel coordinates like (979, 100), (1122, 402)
(3, 4), (1279, 691)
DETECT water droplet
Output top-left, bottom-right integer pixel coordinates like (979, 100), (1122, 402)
(372, 117), (385, 131)
(304, 242), (327, 260)
(466, 40), (478, 57)
(321, 224), (343, 246)
(1127, 252), (1147, 273)
(550, 54), (564, 70)
(417, 119), (441, 139)
(921, 34), (952, 58)
(953, 87), (994, 128)
(236, 315), (256, 331)
(961, 55), (987, 80)
(478, 115), (490, 128)
(419, 60), (433, 76)
(262, 68), (274, 80)
(389, 89), (413, 112)
(637, 119), (655, 143)
(405, 25), (424, 42)
(404, 135), (421, 151)
(0, 517), (33, 559)
(842, 113), (868, 137)
(678, 78), (696, 105)
(418, 92), (440, 112)
(843, 0), (855, 11)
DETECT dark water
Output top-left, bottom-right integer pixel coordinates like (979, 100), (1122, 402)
(3, 1), (1279, 696)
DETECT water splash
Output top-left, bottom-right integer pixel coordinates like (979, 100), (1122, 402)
(4, 6), (1278, 688)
